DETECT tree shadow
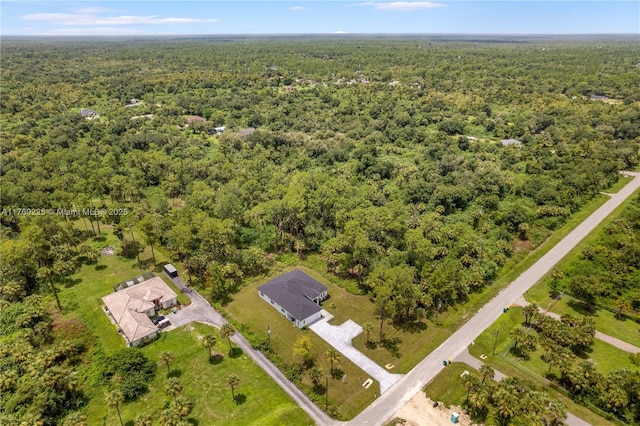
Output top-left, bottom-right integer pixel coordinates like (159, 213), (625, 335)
(395, 320), (427, 334)
(509, 346), (531, 361)
(365, 341), (378, 350)
(312, 384), (327, 395)
(185, 418), (199, 426)
(93, 235), (107, 242)
(168, 369), (182, 378)
(95, 264), (107, 271)
(229, 347), (243, 358)
(575, 346), (593, 360)
(62, 278), (83, 288)
(331, 368), (344, 380)
(208, 353), (224, 365)
(381, 337), (402, 358)
(567, 300), (597, 316)
(234, 393), (247, 405)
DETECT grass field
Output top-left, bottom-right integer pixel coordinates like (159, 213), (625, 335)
(422, 362), (469, 407)
(85, 323), (312, 426)
(56, 230), (188, 356)
(225, 265), (379, 420)
(55, 229), (312, 425)
(468, 308), (626, 425)
(422, 360), (617, 426)
(525, 188), (640, 347)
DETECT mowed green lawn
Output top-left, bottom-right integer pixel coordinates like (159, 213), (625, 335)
(86, 323), (312, 426)
(468, 308), (623, 425)
(56, 229), (311, 425)
(526, 283), (640, 347)
(58, 229), (188, 356)
(422, 362), (469, 407)
(525, 187), (640, 347)
(300, 258), (488, 373)
(226, 266), (380, 420)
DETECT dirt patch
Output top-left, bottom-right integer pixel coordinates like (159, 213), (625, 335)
(514, 239), (532, 253)
(101, 246), (115, 255)
(51, 314), (89, 341)
(393, 392), (476, 426)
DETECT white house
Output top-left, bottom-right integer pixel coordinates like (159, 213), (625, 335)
(258, 269), (328, 328)
(102, 276), (177, 346)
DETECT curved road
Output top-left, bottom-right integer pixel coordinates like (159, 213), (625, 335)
(349, 172), (640, 426)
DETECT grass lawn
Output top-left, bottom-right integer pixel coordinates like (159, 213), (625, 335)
(469, 308), (624, 426)
(55, 229), (312, 425)
(526, 287), (640, 347)
(225, 265), (379, 420)
(85, 322), (312, 426)
(525, 188), (640, 347)
(57, 230), (189, 356)
(422, 362), (469, 407)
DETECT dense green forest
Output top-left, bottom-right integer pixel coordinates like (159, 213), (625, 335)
(1, 36), (639, 424)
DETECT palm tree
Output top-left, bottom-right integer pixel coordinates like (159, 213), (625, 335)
(322, 368), (331, 412)
(479, 363), (495, 384)
(363, 322), (373, 343)
(159, 408), (179, 426)
(159, 350), (175, 375)
(105, 389), (125, 426)
(325, 348), (340, 375)
(510, 327), (527, 350)
(37, 265), (62, 312)
(202, 334), (217, 359)
(542, 400), (567, 426)
(62, 412), (87, 426)
(220, 324), (235, 354)
(171, 395), (193, 419)
(522, 303), (538, 326)
(133, 413), (153, 426)
(614, 298), (630, 319)
(226, 373), (240, 401)
(549, 269), (564, 297)
(165, 377), (183, 399)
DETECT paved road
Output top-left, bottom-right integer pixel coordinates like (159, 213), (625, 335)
(349, 172), (640, 426)
(164, 277), (337, 426)
(454, 349), (590, 426)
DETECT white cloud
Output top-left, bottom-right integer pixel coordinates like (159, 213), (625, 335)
(357, 2), (445, 11)
(42, 27), (148, 36)
(289, 6), (306, 11)
(21, 13), (219, 26)
(73, 7), (114, 14)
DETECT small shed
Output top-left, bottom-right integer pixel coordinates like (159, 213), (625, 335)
(450, 412), (459, 423)
(163, 263), (178, 278)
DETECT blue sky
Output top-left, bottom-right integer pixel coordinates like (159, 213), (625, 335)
(2, 1), (639, 36)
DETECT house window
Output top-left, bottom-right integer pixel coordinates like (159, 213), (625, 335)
(259, 291), (263, 296)
(280, 308), (284, 313)
(271, 300), (274, 305)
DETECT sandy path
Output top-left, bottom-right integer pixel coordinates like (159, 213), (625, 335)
(393, 392), (475, 426)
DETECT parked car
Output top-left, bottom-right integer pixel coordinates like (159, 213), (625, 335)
(158, 318), (171, 329)
(152, 315), (165, 325)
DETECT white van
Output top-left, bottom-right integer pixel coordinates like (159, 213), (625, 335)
(158, 318), (171, 329)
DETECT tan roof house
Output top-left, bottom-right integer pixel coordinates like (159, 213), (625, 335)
(102, 276), (177, 346)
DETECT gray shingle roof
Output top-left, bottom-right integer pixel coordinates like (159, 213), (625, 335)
(258, 269), (327, 322)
